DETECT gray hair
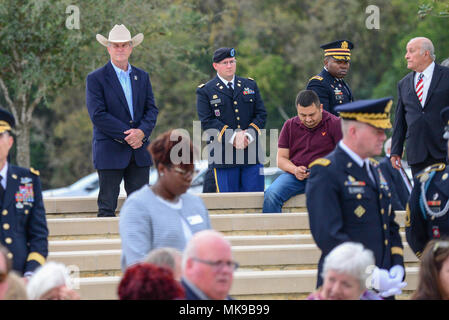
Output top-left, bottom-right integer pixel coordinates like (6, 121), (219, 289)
(145, 247), (182, 271)
(322, 242), (375, 289)
(26, 262), (73, 300)
(409, 37), (436, 61)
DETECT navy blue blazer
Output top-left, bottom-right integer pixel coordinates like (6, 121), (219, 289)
(196, 75), (267, 168)
(306, 146), (404, 287)
(306, 68), (353, 116)
(0, 165), (48, 275)
(86, 61), (159, 170)
(391, 64), (449, 165)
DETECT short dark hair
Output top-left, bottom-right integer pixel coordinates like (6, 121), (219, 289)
(148, 129), (195, 170)
(295, 90), (320, 108)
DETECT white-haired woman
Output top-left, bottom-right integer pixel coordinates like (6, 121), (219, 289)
(307, 242), (382, 300)
(26, 262), (80, 300)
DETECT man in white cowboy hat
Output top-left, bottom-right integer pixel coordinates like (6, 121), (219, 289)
(86, 24), (159, 217)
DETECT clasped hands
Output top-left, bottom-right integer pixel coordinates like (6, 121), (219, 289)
(370, 265), (407, 298)
(233, 130), (250, 149)
(124, 128), (145, 149)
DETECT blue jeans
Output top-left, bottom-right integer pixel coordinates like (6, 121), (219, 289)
(262, 172), (307, 213)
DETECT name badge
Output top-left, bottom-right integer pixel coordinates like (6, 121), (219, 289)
(187, 215), (204, 225)
(348, 187), (365, 194)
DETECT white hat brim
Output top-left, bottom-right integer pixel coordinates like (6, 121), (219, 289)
(96, 33), (144, 47)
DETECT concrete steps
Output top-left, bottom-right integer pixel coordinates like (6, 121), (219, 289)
(43, 193), (415, 300)
(75, 267), (420, 300)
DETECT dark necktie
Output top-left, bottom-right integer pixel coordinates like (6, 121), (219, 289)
(227, 82), (234, 95)
(0, 176), (4, 207)
(363, 162), (375, 185)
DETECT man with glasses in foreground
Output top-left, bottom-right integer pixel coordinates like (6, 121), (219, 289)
(181, 230), (237, 300)
(406, 106), (449, 259)
(196, 47), (267, 192)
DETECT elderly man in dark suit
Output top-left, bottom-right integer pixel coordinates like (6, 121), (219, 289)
(391, 37), (449, 178)
(86, 24), (159, 217)
(0, 109), (48, 277)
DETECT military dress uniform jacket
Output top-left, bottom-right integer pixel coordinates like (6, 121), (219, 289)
(0, 165), (48, 275)
(305, 145), (404, 286)
(306, 69), (353, 116)
(406, 163), (449, 258)
(196, 75), (267, 168)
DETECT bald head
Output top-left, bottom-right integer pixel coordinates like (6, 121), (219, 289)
(405, 37), (435, 72)
(182, 230), (234, 300)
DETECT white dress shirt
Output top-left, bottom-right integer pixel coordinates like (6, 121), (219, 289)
(414, 61), (435, 107)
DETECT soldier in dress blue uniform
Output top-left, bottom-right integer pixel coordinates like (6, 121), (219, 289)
(306, 40), (354, 116)
(196, 48), (267, 192)
(306, 97), (406, 298)
(406, 106), (449, 259)
(0, 109), (48, 277)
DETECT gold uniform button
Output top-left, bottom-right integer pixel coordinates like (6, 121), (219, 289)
(5, 237), (12, 244)
(250, 99), (253, 102)
(383, 224), (387, 230)
(235, 109), (239, 113)
(2, 209), (7, 216)
(25, 209), (29, 215)
(234, 101), (238, 105)
(381, 208), (385, 214)
(379, 194), (383, 200)
(356, 194), (362, 199)
(3, 223), (9, 230)
(237, 125), (241, 129)
(385, 240), (388, 246)
(7, 252), (13, 259)
(236, 117), (240, 121)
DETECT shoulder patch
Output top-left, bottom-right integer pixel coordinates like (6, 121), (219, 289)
(30, 167), (40, 176)
(308, 158), (331, 168)
(417, 163), (446, 178)
(309, 75), (323, 81)
(247, 77), (254, 81)
(198, 83), (205, 88)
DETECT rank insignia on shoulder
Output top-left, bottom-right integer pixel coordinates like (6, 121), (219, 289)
(198, 83), (205, 88)
(30, 168), (40, 176)
(309, 75), (323, 81)
(247, 77), (254, 81)
(308, 158), (331, 168)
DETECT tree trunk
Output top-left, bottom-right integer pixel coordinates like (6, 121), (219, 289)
(15, 125), (30, 168)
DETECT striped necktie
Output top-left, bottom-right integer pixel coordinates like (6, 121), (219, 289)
(416, 73), (424, 104)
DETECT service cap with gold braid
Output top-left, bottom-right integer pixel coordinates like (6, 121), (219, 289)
(0, 108), (15, 133)
(441, 106), (449, 140)
(321, 39), (354, 61)
(334, 97), (393, 129)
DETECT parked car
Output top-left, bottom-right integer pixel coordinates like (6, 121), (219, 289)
(43, 161), (208, 198)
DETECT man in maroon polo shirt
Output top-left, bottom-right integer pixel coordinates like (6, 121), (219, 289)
(262, 90), (342, 213)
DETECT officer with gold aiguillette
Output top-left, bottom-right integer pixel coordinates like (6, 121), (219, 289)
(406, 106), (449, 259)
(306, 40), (354, 116)
(0, 108), (48, 277)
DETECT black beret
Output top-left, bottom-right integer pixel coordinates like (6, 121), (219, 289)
(213, 47), (236, 63)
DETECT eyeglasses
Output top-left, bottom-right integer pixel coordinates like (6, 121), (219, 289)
(192, 257), (239, 271)
(0, 271), (7, 283)
(433, 240), (449, 254)
(218, 60), (236, 66)
(172, 166), (194, 177)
